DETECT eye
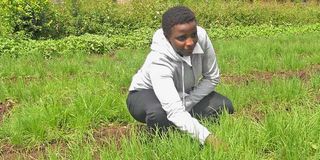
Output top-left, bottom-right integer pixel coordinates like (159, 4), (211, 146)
(176, 35), (187, 42)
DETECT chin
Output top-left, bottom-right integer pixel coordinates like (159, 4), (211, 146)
(184, 53), (193, 56)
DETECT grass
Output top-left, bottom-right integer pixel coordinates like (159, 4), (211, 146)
(216, 33), (320, 74)
(0, 32), (319, 159)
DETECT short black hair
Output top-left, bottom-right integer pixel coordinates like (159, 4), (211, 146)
(162, 6), (196, 39)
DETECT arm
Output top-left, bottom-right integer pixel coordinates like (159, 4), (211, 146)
(186, 30), (220, 109)
(149, 62), (211, 144)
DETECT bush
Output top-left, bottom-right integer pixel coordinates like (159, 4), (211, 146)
(1, 0), (320, 39)
(1, 23), (320, 58)
(0, 1), (12, 36)
(2, 0), (64, 39)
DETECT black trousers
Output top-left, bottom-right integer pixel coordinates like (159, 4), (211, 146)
(126, 89), (234, 129)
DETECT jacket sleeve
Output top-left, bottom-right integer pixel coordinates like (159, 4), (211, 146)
(149, 61), (211, 144)
(186, 29), (220, 108)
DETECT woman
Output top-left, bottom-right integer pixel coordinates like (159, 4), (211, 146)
(127, 6), (234, 149)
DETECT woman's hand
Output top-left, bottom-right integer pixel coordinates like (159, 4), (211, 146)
(204, 134), (228, 151)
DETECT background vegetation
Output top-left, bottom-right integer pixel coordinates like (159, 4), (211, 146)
(1, 0), (320, 39)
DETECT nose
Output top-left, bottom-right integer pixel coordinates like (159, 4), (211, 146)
(185, 37), (194, 47)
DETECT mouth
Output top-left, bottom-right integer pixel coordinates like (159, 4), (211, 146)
(186, 45), (196, 51)
(185, 48), (194, 54)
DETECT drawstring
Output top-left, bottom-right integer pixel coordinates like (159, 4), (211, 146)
(181, 60), (186, 107)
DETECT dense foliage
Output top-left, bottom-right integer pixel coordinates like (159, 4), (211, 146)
(1, 0), (320, 39)
(1, 23), (320, 58)
(1, 0), (320, 57)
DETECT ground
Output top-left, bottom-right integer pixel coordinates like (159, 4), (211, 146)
(0, 64), (319, 158)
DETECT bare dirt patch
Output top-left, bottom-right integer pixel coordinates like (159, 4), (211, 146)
(222, 64), (320, 84)
(236, 104), (266, 123)
(0, 123), (144, 159)
(2, 75), (53, 85)
(0, 140), (67, 160)
(92, 123), (147, 148)
(0, 99), (16, 122)
(0, 143), (45, 160)
(316, 94), (320, 103)
(93, 123), (131, 145)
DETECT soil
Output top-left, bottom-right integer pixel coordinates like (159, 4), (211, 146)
(221, 64), (320, 84)
(0, 140), (67, 160)
(0, 99), (16, 122)
(3, 64), (319, 86)
(238, 105), (266, 123)
(0, 123), (140, 159)
(93, 123), (131, 146)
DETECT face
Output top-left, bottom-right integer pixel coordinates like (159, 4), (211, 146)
(168, 21), (198, 56)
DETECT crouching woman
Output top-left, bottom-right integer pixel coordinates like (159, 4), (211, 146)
(127, 6), (234, 149)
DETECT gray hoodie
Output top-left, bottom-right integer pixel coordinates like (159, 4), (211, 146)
(129, 26), (220, 144)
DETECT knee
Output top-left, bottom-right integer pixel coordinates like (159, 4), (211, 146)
(146, 108), (171, 129)
(223, 98), (234, 114)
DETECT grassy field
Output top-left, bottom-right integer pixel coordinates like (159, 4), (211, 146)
(0, 32), (319, 159)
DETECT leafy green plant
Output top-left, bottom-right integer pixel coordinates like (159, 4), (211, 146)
(2, 0), (320, 39)
(1, 24), (320, 58)
(2, 0), (63, 39)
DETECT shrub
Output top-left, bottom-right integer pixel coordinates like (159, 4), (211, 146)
(2, 0), (64, 39)
(2, 0), (320, 39)
(1, 23), (320, 58)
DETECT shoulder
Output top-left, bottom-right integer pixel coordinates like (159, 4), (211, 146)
(196, 26), (212, 51)
(196, 26), (208, 40)
(147, 51), (177, 71)
(152, 28), (164, 40)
